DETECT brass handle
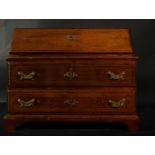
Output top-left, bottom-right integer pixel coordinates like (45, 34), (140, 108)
(107, 71), (125, 80)
(17, 98), (35, 107)
(66, 34), (78, 41)
(64, 99), (78, 106)
(64, 68), (78, 80)
(17, 71), (36, 80)
(108, 98), (126, 108)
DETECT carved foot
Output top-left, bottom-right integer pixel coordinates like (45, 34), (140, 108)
(4, 119), (17, 132)
(124, 119), (139, 132)
(4, 115), (23, 132)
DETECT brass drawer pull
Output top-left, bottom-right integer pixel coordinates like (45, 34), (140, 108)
(64, 99), (78, 106)
(17, 71), (36, 80)
(66, 34), (78, 41)
(64, 68), (78, 80)
(107, 71), (125, 80)
(17, 98), (35, 107)
(108, 98), (126, 108)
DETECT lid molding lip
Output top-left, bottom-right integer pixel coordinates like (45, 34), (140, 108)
(10, 50), (133, 54)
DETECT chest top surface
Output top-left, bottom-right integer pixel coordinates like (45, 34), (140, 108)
(10, 28), (133, 54)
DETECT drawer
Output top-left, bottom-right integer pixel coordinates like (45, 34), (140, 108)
(8, 88), (136, 114)
(8, 60), (136, 87)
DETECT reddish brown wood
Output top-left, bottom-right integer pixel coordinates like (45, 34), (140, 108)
(124, 119), (139, 132)
(11, 28), (133, 54)
(4, 120), (17, 132)
(8, 88), (136, 114)
(5, 28), (139, 132)
(4, 114), (139, 132)
(8, 60), (136, 88)
(7, 54), (138, 60)
(4, 115), (22, 132)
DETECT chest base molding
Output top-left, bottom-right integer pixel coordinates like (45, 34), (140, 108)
(4, 114), (139, 132)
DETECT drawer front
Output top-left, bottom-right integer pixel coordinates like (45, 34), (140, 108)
(8, 88), (136, 114)
(8, 60), (136, 87)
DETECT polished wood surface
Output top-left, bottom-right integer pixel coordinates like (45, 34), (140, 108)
(4, 114), (139, 132)
(7, 54), (138, 60)
(8, 88), (136, 114)
(5, 28), (139, 132)
(8, 60), (136, 87)
(11, 28), (133, 53)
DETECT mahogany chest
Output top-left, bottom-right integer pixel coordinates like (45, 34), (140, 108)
(4, 28), (139, 132)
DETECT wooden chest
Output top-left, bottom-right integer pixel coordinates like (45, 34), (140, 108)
(4, 28), (139, 132)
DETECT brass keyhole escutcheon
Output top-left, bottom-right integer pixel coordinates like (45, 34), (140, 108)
(66, 34), (78, 41)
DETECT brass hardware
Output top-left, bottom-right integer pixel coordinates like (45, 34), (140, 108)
(18, 53), (26, 56)
(108, 98), (126, 108)
(107, 71), (125, 80)
(3, 115), (8, 119)
(64, 99), (78, 106)
(17, 71), (36, 80)
(66, 34), (78, 41)
(64, 68), (78, 80)
(17, 98), (35, 107)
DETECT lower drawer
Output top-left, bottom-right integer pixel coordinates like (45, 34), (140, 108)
(8, 88), (136, 114)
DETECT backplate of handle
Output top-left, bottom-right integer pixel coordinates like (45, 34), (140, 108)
(17, 71), (36, 80)
(108, 98), (126, 108)
(107, 71), (125, 80)
(17, 98), (35, 107)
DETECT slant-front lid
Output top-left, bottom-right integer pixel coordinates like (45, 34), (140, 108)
(11, 28), (133, 54)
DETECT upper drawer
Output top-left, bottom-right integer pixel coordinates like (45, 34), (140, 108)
(8, 60), (136, 87)
(10, 28), (133, 54)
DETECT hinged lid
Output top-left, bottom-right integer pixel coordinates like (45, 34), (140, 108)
(10, 28), (133, 54)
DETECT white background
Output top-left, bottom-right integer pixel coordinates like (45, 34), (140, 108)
(0, 0), (155, 19)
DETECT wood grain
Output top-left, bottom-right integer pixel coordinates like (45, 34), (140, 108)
(4, 114), (139, 132)
(8, 59), (136, 88)
(11, 28), (133, 53)
(5, 28), (139, 132)
(8, 88), (136, 114)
